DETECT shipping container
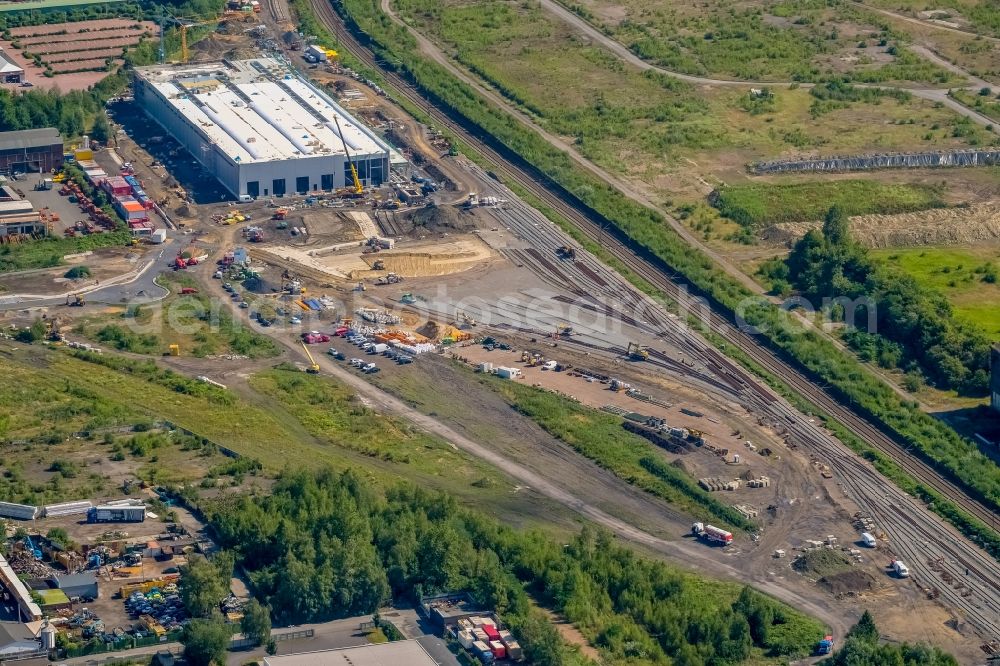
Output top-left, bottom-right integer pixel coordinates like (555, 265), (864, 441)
(490, 640), (506, 659)
(505, 640), (523, 660)
(473, 628), (488, 642)
(458, 630), (474, 649)
(483, 625), (500, 641)
(43, 500), (92, 518)
(0, 501), (38, 520)
(88, 505), (146, 523)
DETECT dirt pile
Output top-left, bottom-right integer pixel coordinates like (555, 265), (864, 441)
(763, 202), (1000, 248)
(405, 203), (474, 232)
(819, 569), (878, 596)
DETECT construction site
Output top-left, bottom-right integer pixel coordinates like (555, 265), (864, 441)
(0, 2), (998, 664)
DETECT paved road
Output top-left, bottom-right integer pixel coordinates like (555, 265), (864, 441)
(849, 0), (1000, 45)
(0, 241), (173, 312)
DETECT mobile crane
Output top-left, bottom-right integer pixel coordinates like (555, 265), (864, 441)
(300, 341), (320, 374)
(331, 114), (364, 197)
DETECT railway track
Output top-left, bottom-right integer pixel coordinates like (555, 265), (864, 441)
(311, 0), (1000, 538)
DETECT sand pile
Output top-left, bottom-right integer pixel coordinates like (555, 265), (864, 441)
(363, 238), (493, 277)
(763, 202), (1000, 248)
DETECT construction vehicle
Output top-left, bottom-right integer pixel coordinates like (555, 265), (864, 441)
(300, 341), (320, 374)
(554, 323), (573, 338)
(691, 522), (733, 546)
(331, 114), (364, 197)
(168, 344), (180, 356)
(67, 294), (85, 307)
(816, 636), (834, 656)
(23, 536), (42, 560)
(46, 318), (64, 343)
(459, 311), (477, 327)
(627, 342), (649, 361)
(272, 208), (288, 220)
(400, 292), (416, 304)
(372, 259), (385, 271)
(374, 272), (403, 285)
(555, 246), (576, 260)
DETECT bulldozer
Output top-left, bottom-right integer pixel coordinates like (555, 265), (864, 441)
(627, 342), (649, 361)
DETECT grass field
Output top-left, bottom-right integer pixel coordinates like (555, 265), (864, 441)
(951, 88), (1000, 124)
(0, 343), (562, 522)
(563, 0), (957, 83)
(392, 0), (995, 201)
(713, 179), (947, 227)
(0, 231), (131, 273)
(858, 0), (1000, 37)
(75, 273), (280, 359)
(870, 246), (1000, 336)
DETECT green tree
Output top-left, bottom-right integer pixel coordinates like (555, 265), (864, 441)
(240, 598), (272, 647)
(181, 615), (231, 666)
(90, 112), (111, 143)
(846, 610), (879, 644)
(46, 528), (70, 548)
(822, 204), (850, 247)
(180, 556), (230, 618)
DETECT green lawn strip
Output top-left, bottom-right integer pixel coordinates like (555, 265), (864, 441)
(871, 247), (1000, 336)
(0, 230), (132, 273)
(713, 180), (946, 228)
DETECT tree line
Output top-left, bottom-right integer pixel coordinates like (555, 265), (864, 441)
(760, 205), (992, 395)
(204, 467), (829, 665)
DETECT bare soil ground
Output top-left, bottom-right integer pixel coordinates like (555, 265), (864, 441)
(0, 19), (155, 91)
(764, 202), (1000, 248)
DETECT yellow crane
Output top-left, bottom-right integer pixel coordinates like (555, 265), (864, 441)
(178, 18), (220, 62)
(300, 341), (321, 374)
(331, 114), (364, 196)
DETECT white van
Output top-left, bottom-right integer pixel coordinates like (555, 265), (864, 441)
(861, 532), (877, 548)
(238, 194), (253, 202)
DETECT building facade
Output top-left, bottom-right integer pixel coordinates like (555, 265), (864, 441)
(133, 58), (390, 200)
(0, 128), (62, 175)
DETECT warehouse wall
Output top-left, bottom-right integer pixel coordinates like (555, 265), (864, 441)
(135, 74), (390, 199)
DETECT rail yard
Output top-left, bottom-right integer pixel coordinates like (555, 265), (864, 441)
(0, 0), (999, 663)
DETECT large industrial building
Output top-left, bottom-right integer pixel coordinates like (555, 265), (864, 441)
(133, 58), (391, 200)
(0, 128), (62, 175)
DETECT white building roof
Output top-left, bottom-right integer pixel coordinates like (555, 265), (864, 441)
(0, 50), (22, 74)
(263, 641), (439, 666)
(135, 58), (388, 165)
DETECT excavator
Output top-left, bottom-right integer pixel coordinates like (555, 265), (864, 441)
(627, 341), (649, 361)
(300, 341), (320, 374)
(331, 114), (364, 198)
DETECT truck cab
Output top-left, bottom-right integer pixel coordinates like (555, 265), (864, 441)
(816, 635), (834, 655)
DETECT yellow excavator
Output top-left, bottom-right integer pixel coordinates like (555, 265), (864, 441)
(300, 341), (320, 374)
(332, 114), (364, 197)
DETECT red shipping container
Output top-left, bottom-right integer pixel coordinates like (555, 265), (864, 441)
(484, 625), (500, 641)
(490, 640), (506, 659)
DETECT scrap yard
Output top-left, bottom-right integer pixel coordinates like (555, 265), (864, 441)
(0, 1), (999, 663)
